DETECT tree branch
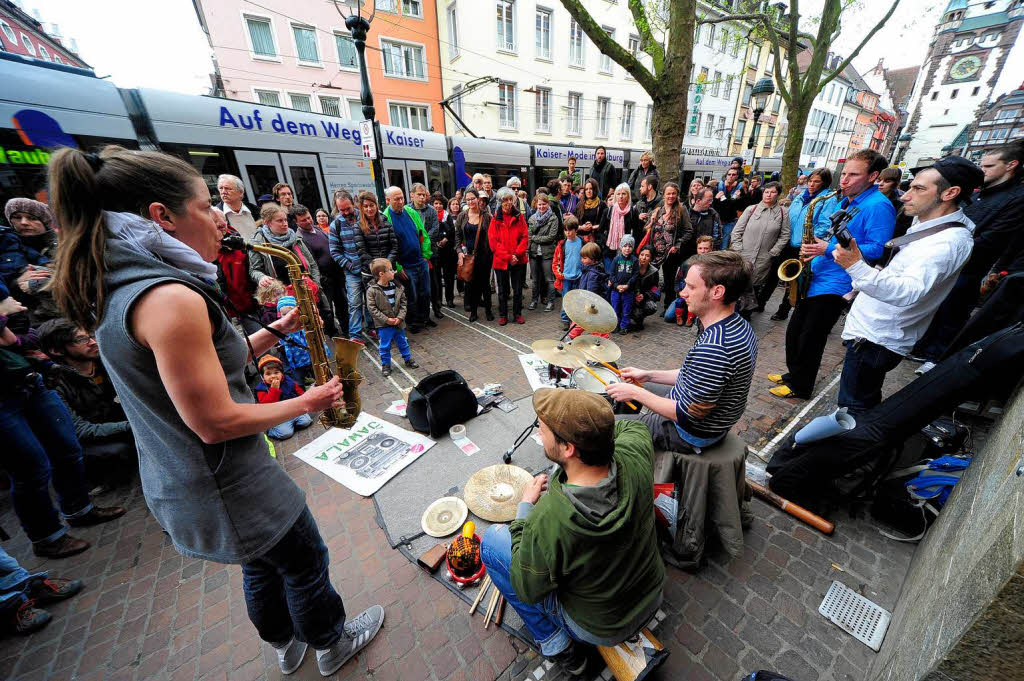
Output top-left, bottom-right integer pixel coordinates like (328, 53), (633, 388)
(627, 0), (665, 76)
(558, 0), (658, 91)
(816, 0), (902, 92)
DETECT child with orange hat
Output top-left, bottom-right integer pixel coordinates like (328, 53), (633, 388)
(255, 355), (313, 440)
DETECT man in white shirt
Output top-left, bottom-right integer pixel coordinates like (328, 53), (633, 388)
(832, 156), (984, 415)
(216, 174), (257, 240)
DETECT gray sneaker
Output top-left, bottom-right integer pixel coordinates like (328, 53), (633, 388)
(316, 605), (385, 676)
(272, 637), (308, 675)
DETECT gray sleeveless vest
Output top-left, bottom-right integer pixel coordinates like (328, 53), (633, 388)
(96, 240), (306, 564)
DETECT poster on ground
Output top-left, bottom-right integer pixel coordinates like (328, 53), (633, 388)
(292, 412), (434, 496)
(518, 353), (560, 392)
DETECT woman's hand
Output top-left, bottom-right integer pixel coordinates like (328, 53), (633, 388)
(510, 254), (519, 265)
(0, 296), (27, 317)
(0, 327), (18, 346)
(303, 377), (345, 413)
(274, 308), (303, 334)
(669, 246), (678, 254)
(458, 253), (465, 266)
(258, 276), (275, 288)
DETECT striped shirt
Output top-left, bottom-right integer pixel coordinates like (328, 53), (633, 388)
(382, 282), (398, 307)
(669, 312), (758, 443)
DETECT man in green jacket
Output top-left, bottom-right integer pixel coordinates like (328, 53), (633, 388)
(480, 389), (664, 677)
(383, 186), (434, 332)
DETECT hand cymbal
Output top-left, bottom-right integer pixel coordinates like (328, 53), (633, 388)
(531, 339), (586, 368)
(571, 335), (621, 363)
(561, 289), (618, 333)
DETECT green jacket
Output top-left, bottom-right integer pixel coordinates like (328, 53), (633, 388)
(383, 205), (433, 267)
(558, 169), (583, 186)
(509, 420), (665, 639)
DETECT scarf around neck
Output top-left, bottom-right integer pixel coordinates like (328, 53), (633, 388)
(607, 201), (631, 250)
(259, 224), (299, 247)
(583, 196), (601, 211)
(105, 211), (218, 281)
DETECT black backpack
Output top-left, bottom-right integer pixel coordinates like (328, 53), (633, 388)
(407, 370), (479, 438)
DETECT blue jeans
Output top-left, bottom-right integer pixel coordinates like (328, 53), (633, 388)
(345, 271), (372, 338)
(481, 525), (621, 656)
(664, 296), (687, 322)
(0, 378), (93, 544)
(0, 545), (46, 618)
(610, 290), (633, 329)
(837, 339), (905, 417)
(721, 221), (736, 249)
(378, 326), (412, 365)
(402, 259), (432, 328)
(559, 277), (581, 323)
(267, 413), (313, 440)
(242, 506), (345, 649)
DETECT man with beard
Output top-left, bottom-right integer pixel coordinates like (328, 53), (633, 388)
(688, 187), (723, 250)
(587, 146), (617, 196)
(479, 389), (663, 677)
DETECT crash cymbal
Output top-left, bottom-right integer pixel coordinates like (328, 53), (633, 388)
(464, 464), (534, 522)
(421, 496), (469, 538)
(531, 339), (586, 369)
(572, 335), (621, 363)
(561, 289), (618, 333)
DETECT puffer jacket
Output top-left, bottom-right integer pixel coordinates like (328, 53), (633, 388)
(352, 215), (399, 276)
(488, 206), (528, 270)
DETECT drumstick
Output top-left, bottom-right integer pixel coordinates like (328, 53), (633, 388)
(747, 479), (835, 535)
(483, 587), (500, 628)
(582, 366), (639, 411)
(469, 575), (491, 615)
(494, 595), (506, 627)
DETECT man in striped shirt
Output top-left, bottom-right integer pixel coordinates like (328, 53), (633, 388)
(607, 251), (758, 453)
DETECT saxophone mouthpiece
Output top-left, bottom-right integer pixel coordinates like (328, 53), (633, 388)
(220, 234), (248, 252)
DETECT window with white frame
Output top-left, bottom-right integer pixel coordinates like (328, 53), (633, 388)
(730, 34), (740, 57)
(447, 3), (460, 59)
(704, 24), (715, 47)
(53, 55), (63, 64)
(289, 93), (313, 111)
(20, 33), (35, 55)
(535, 87), (551, 132)
(766, 125), (776, 147)
(255, 89), (281, 106)
(376, 0), (398, 12)
(699, 66), (709, 84)
(535, 8), (551, 60)
(389, 103), (430, 130)
(723, 75), (733, 99)
(711, 71), (722, 96)
(705, 113), (714, 137)
(567, 92), (582, 135)
(621, 101), (634, 140)
(600, 27), (614, 73)
(643, 105), (653, 142)
(596, 97), (610, 137)
(38, 45), (50, 60)
(382, 39), (426, 79)
(335, 33), (357, 69)
(628, 34), (639, 57)
(498, 82), (517, 129)
(246, 16), (277, 59)
(719, 28), (729, 52)
(765, 50), (775, 73)
(773, 94), (781, 113)
(0, 21), (15, 45)
(402, 0), (423, 18)
(347, 99), (363, 119)
(319, 96), (341, 117)
(496, 0), (516, 52)
(292, 24), (320, 65)
(450, 84), (464, 120)
(717, 116), (727, 139)
(569, 19), (584, 67)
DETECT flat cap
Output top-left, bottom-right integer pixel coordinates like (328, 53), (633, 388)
(532, 388), (614, 452)
(911, 155), (984, 203)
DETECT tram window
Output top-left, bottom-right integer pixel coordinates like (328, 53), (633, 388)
(246, 165), (282, 203)
(287, 165), (322, 212)
(409, 168), (426, 189)
(181, 148), (230, 202)
(426, 161), (449, 196)
(387, 168), (406, 195)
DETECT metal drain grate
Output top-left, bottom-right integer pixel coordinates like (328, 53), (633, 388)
(819, 581), (892, 651)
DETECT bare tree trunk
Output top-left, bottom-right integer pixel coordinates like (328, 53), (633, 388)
(781, 103), (811, 190)
(652, 91), (686, 186)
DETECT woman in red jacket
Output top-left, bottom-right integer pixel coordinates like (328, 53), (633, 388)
(488, 187), (529, 325)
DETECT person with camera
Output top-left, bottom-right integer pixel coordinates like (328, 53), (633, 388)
(766, 149), (895, 400)
(832, 156), (983, 416)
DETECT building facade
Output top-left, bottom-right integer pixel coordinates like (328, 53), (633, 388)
(724, 35), (791, 175)
(903, 0), (1024, 167)
(194, 0), (446, 131)
(965, 84), (1024, 159)
(795, 51), (861, 168)
(0, 0), (87, 68)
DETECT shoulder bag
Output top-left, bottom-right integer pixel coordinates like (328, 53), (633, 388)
(457, 217), (483, 283)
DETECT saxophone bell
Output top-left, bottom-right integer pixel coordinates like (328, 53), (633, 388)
(777, 257), (803, 283)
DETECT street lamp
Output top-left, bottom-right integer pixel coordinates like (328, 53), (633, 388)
(895, 132), (912, 166)
(748, 77), (775, 176)
(339, 3), (386, 204)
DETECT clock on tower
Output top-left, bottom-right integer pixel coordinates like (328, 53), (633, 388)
(950, 55), (982, 80)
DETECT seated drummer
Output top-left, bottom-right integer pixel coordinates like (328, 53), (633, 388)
(480, 389), (664, 677)
(606, 251), (758, 453)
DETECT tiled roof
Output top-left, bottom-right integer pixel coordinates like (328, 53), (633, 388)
(884, 66), (920, 110)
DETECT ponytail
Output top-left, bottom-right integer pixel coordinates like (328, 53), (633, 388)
(48, 145), (203, 330)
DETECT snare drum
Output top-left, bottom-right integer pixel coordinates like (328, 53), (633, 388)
(570, 366), (619, 395)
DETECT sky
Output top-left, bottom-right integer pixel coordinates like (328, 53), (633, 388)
(21, 0), (1021, 97)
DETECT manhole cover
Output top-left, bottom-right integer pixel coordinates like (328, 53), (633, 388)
(819, 580), (891, 651)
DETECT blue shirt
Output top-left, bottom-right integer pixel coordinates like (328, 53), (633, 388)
(807, 185), (896, 298)
(787, 190), (832, 248)
(562, 238), (583, 280)
(388, 207), (422, 266)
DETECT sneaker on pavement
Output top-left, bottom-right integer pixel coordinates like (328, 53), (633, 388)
(12, 600), (51, 635)
(33, 534), (90, 559)
(272, 637), (308, 675)
(527, 301), (538, 310)
(404, 359), (420, 369)
(381, 364), (393, 378)
(425, 318), (438, 328)
(67, 505), (126, 528)
(544, 301), (554, 312)
(27, 577), (83, 605)
(498, 317), (508, 326)
(916, 361), (936, 375)
(549, 642), (588, 677)
(515, 315), (525, 324)
(316, 605), (385, 677)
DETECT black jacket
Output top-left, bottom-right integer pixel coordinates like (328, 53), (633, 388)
(434, 212), (459, 259)
(962, 179), (1024, 281)
(627, 164), (660, 201)
(687, 207), (723, 251)
(599, 206), (643, 259)
(353, 215), (399, 276)
(588, 160), (618, 196)
(49, 362), (131, 442)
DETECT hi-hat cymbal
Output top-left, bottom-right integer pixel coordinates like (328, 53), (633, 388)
(572, 335), (621, 363)
(464, 464), (535, 522)
(421, 496), (469, 538)
(531, 339), (586, 368)
(562, 289), (618, 333)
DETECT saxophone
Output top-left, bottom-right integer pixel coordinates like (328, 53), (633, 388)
(777, 190), (838, 307)
(249, 242), (363, 429)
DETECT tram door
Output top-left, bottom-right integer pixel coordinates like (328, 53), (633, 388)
(235, 151), (282, 205)
(235, 151), (328, 212)
(382, 159), (427, 197)
(281, 153), (328, 213)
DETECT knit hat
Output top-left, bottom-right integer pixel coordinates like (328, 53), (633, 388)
(532, 388), (614, 454)
(620, 235), (635, 249)
(258, 355), (284, 372)
(4, 198), (54, 229)
(276, 295), (297, 313)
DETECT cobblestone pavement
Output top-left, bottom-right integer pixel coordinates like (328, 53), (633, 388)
(0, 287), (933, 681)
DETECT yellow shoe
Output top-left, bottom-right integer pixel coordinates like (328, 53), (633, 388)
(767, 373), (784, 384)
(769, 385), (796, 398)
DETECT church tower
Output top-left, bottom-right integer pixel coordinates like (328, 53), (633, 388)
(903, 0), (1024, 166)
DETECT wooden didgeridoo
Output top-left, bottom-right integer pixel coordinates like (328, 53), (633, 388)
(747, 479), (835, 535)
